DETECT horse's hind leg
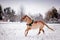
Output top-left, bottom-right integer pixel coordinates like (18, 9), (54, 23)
(37, 24), (44, 35)
(37, 28), (44, 35)
(37, 28), (42, 35)
(42, 29), (45, 33)
(25, 27), (31, 36)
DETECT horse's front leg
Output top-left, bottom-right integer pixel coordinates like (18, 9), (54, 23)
(25, 27), (31, 36)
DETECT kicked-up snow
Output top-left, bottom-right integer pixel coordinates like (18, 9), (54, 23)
(0, 22), (60, 40)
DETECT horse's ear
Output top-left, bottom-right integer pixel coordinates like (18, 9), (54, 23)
(25, 15), (27, 16)
(24, 15), (28, 17)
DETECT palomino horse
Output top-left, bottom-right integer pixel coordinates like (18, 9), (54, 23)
(21, 15), (54, 36)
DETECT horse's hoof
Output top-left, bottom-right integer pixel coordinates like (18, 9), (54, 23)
(37, 33), (39, 35)
(25, 34), (27, 37)
(37, 33), (40, 35)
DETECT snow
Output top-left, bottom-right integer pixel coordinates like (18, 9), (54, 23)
(0, 22), (60, 40)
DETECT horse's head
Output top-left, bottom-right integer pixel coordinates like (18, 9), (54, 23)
(21, 15), (30, 22)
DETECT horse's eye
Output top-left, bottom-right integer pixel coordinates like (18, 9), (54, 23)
(22, 17), (25, 20)
(23, 17), (25, 19)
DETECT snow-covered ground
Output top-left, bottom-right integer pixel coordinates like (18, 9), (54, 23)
(0, 22), (60, 40)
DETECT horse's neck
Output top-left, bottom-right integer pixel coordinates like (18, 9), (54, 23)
(26, 17), (32, 24)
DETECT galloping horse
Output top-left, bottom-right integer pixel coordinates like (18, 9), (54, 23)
(21, 15), (54, 36)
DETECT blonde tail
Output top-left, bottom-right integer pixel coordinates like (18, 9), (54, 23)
(44, 23), (54, 31)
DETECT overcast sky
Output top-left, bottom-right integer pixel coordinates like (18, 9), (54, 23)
(0, 0), (60, 18)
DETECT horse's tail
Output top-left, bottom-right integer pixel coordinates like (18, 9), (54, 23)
(41, 21), (54, 31)
(44, 23), (54, 31)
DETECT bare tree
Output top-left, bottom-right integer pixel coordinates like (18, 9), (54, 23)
(0, 4), (3, 20)
(45, 7), (59, 23)
(3, 7), (16, 22)
(20, 5), (25, 22)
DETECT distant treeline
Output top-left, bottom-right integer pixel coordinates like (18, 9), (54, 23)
(0, 4), (60, 23)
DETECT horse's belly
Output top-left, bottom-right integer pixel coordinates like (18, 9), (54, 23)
(31, 25), (40, 29)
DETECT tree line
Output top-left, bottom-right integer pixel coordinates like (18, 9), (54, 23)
(0, 4), (60, 23)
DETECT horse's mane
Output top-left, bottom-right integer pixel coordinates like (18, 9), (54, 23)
(23, 15), (31, 20)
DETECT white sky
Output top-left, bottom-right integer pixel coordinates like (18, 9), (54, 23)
(0, 0), (60, 18)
